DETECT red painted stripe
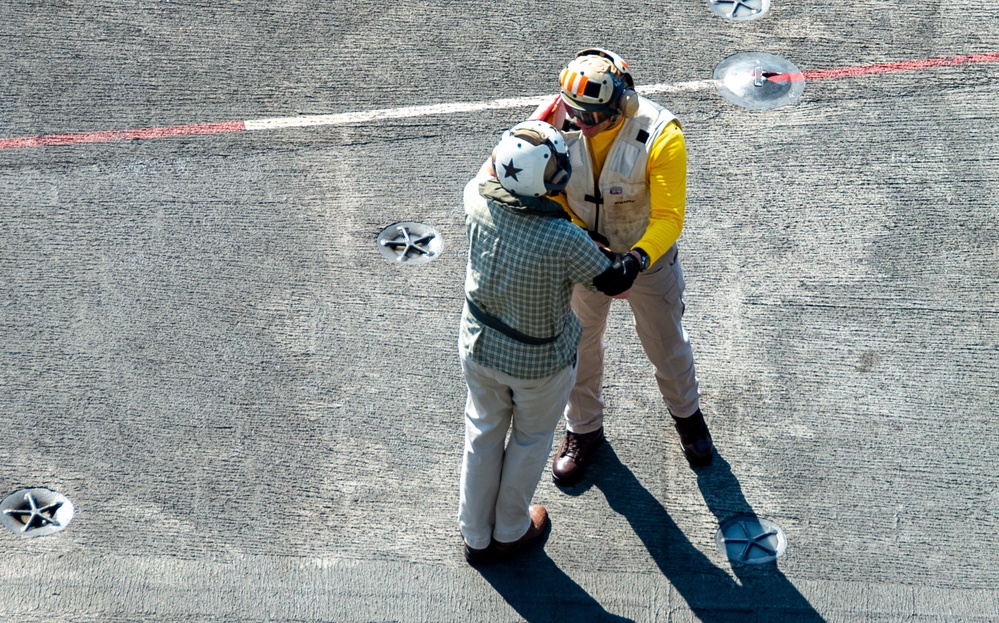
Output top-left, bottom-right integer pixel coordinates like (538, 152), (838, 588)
(804, 50), (999, 80)
(0, 120), (245, 150)
(767, 51), (999, 83)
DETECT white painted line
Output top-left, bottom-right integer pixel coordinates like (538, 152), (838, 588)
(243, 83), (720, 131)
(243, 95), (558, 131)
(637, 79), (720, 95)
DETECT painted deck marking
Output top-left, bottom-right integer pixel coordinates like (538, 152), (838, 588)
(764, 51), (999, 83)
(0, 121), (246, 150)
(1, 52), (998, 150)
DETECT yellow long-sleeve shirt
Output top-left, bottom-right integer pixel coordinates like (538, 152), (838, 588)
(552, 119), (687, 266)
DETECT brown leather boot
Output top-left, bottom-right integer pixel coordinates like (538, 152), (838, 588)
(672, 409), (714, 467)
(551, 428), (604, 486)
(493, 504), (550, 560)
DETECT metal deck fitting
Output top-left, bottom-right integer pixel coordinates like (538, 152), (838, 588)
(1, 488), (75, 537)
(708, 0), (771, 21)
(376, 222), (444, 265)
(716, 515), (788, 564)
(712, 52), (805, 110)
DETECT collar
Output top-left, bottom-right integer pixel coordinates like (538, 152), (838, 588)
(479, 178), (570, 220)
(586, 116), (625, 151)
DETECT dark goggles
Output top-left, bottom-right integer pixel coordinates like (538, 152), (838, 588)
(566, 105), (618, 127)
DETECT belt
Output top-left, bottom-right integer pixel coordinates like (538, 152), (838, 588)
(465, 297), (562, 346)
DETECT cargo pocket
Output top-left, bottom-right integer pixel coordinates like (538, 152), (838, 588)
(643, 252), (680, 303)
(665, 258), (685, 305)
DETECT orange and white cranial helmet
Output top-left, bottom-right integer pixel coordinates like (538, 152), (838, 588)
(559, 55), (625, 113)
(574, 47), (634, 88)
(559, 48), (636, 115)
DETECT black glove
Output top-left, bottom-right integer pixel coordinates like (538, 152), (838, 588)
(592, 251), (641, 296)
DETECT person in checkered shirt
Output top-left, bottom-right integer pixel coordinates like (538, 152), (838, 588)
(458, 120), (641, 564)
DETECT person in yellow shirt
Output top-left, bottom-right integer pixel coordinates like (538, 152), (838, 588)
(540, 48), (715, 484)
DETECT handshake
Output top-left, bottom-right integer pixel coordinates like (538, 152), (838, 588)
(590, 235), (643, 298)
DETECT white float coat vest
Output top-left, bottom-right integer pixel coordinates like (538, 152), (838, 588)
(563, 97), (677, 252)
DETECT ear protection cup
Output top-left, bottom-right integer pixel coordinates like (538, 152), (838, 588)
(543, 140), (571, 194)
(547, 163), (569, 189)
(618, 88), (639, 117)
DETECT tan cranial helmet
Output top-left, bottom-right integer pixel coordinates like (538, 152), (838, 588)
(575, 47), (635, 88)
(559, 50), (639, 118)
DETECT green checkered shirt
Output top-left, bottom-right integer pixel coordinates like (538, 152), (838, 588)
(460, 175), (611, 379)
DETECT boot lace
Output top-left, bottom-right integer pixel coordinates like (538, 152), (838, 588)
(563, 433), (583, 458)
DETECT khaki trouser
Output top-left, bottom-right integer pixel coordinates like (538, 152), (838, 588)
(565, 244), (700, 433)
(459, 352), (577, 549)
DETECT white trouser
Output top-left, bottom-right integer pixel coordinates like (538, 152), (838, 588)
(458, 352), (576, 549)
(565, 246), (700, 434)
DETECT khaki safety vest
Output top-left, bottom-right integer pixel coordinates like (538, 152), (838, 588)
(564, 97), (677, 252)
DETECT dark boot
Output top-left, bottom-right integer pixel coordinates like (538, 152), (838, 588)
(463, 541), (494, 565)
(672, 409), (714, 467)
